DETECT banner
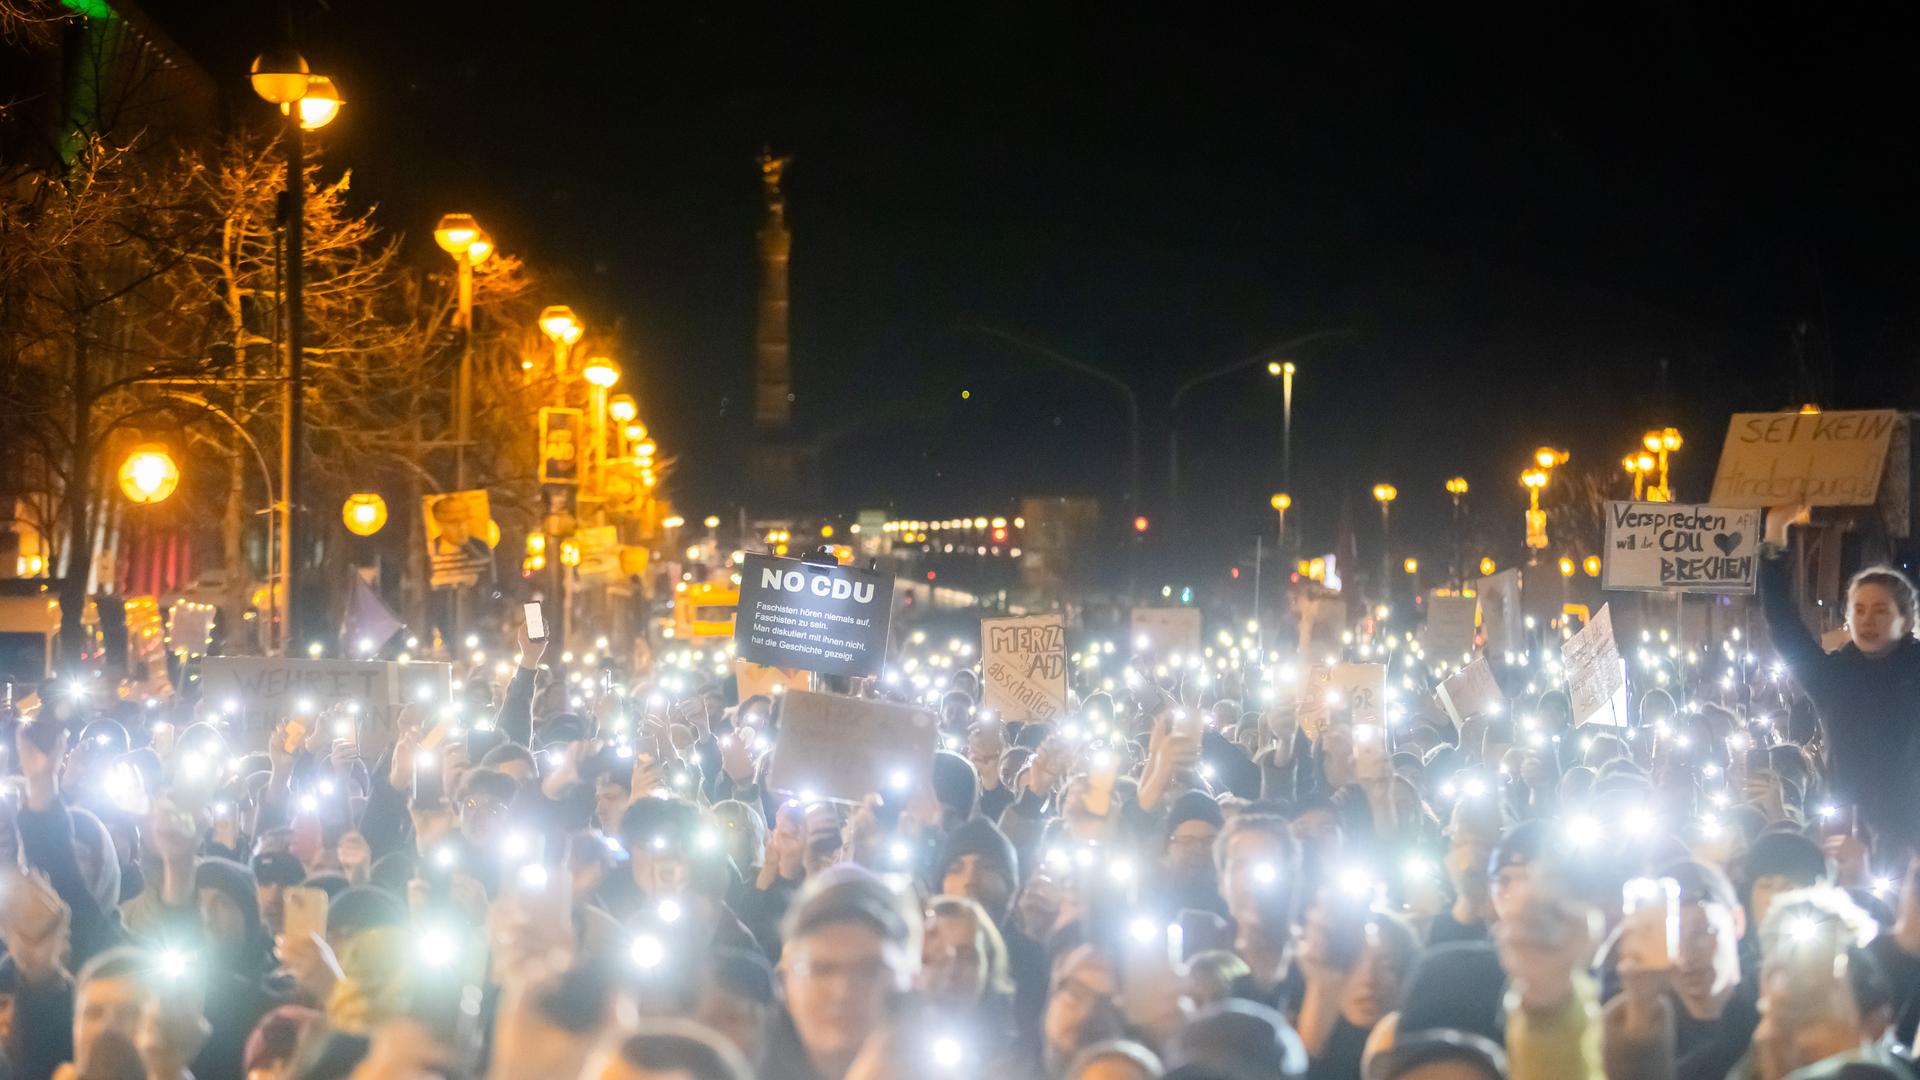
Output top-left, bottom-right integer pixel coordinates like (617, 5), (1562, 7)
(1478, 569), (1523, 656)
(979, 614), (1067, 722)
(1562, 603), (1625, 727)
(735, 553), (894, 678)
(196, 658), (452, 736)
(1710, 409), (1900, 507)
(767, 690), (939, 803)
(538, 407), (584, 485)
(422, 489), (495, 590)
(1603, 501), (1760, 594)
(1130, 607), (1202, 658)
(1423, 595), (1478, 665)
(733, 658), (812, 701)
(1436, 656), (1505, 731)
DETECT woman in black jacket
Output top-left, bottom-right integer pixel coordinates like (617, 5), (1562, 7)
(1761, 506), (1920, 856)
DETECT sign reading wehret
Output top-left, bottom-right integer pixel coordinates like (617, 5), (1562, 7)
(734, 553), (894, 679)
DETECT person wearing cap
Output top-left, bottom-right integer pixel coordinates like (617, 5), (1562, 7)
(250, 851), (306, 937)
(763, 864), (919, 1080)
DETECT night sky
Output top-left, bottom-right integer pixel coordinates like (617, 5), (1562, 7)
(150, 2), (1920, 558)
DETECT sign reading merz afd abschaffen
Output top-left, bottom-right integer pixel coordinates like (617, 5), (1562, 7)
(734, 553), (894, 679)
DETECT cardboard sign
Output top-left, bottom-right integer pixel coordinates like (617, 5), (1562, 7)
(1710, 409), (1900, 508)
(574, 525), (621, 580)
(733, 658), (812, 702)
(735, 553), (894, 678)
(197, 658), (452, 739)
(1423, 595), (1478, 665)
(1326, 663), (1386, 727)
(1562, 604), (1625, 727)
(1297, 664), (1332, 741)
(1130, 607), (1202, 659)
(1478, 569), (1523, 656)
(1603, 501), (1760, 594)
(767, 690), (939, 803)
(1436, 656), (1505, 730)
(980, 615), (1067, 722)
(422, 489), (495, 590)
(537, 407), (583, 485)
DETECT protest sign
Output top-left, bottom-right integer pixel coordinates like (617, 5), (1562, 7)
(1423, 595), (1477, 665)
(1436, 656), (1505, 730)
(980, 614), (1067, 722)
(1562, 603), (1626, 727)
(197, 658), (452, 748)
(1710, 409), (1900, 508)
(733, 658), (812, 701)
(1327, 663), (1386, 727)
(574, 525), (621, 580)
(767, 690), (939, 804)
(735, 553), (894, 678)
(422, 489), (495, 589)
(1297, 664), (1332, 741)
(1603, 501), (1760, 594)
(1478, 569), (1523, 656)
(1130, 607), (1203, 658)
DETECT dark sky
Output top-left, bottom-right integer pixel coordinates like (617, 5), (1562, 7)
(149, 1), (1920, 560)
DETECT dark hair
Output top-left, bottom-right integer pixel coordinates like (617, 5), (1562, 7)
(1369, 1028), (1509, 1080)
(1847, 565), (1919, 632)
(479, 742), (536, 772)
(618, 1021), (753, 1080)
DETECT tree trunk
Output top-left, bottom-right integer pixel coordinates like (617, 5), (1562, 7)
(222, 443), (249, 652)
(60, 332), (90, 671)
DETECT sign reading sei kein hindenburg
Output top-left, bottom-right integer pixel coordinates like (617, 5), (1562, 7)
(734, 553), (894, 678)
(1603, 501), (1760, 594)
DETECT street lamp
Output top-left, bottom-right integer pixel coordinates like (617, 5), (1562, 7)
(1269, 492), (1291, 549)
(1521, 468), (1550, 550)
(1480, 557), (1497, 577)
(118, 445), (180, 504)
(1622, 453), (1648, 499)
(1444, 476), (1468, 586)
(435, 212), (494, 494)
(1641, 427), (1682, 502)
(1534, 446), (1569, 470)
(341, 493), (388, 536)
(538, 305), (584, 379)
(1372, 484), (1397, 590)
(252, 47), (343, 648)
(1280, 361), (1297, 492)
(582, 358), (619, 497)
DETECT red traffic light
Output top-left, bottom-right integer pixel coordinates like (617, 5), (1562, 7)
(1133, 516), (1150, 533)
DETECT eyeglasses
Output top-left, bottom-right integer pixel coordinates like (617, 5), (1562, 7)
(785, 955), (895, 987)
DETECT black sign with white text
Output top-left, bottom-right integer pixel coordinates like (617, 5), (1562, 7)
(734, 553), (894, 678)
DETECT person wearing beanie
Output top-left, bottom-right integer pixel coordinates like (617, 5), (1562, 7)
(189, 856), (289, 1080)
(250, 850), (307, 937)
(931, 750), (979, 830)
(762, 865), (919, 1080)
(1744, 830), (1828, 928)
(935, 816), (1049, 1039)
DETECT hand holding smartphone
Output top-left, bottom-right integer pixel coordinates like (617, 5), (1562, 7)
(524, 602), (547, 641)
(283, 885), (329, 941)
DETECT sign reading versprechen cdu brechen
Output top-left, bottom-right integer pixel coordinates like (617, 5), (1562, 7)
(734, 553), (895, 679)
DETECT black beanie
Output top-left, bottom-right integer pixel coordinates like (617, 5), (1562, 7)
(195, 857), (263, 939)
(931, 751), (979, 820)
(936, 816), (1019, 891)
(1164, 790), (1226, 841)
(1746, 830), (1827, 886)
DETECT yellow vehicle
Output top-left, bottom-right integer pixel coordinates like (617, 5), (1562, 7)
(664, 580), (739, 641)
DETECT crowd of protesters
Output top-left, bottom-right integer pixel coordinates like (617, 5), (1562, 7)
(0, 506), (1915, 1079)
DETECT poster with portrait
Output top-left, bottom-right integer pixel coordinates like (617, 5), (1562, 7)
(422, 489), (495, 589)
(538, 407), (584, 485)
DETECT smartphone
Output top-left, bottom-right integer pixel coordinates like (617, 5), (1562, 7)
(1173, 709), (1203, 742)
(283, 885), (329, 941)
(1085, 752), (1119, 817)
(281, 719), (306, 756)
(1620, 877), (1679, 972)
(1353, 723), (1390, 785)
(524, 602), (547, 641)
(1821, 804), (1858, 841)
(412, 750), (445, 807)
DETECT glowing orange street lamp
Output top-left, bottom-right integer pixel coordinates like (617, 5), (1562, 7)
(341, 493), (388, 536)
(118, 445), (180, 504)
(1641, 427), (1682, 502)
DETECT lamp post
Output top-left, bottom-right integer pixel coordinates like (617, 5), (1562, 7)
(538, 306), (583, 386)
(581, 358), (620, 499)
(1372, 483), (1397, 595)
(1269, 492), (1291, 552)
(1622, 453), (1647, 500)
(1280, 360), (1296, 493)
(118, 446), (181, 504)
(434, 213), (494, 493)
(1444, 476), (1468, 587)
(1642, 427), (1682, 502)
(251, 48), (341, 649)
(1521, 468), (1550, 551)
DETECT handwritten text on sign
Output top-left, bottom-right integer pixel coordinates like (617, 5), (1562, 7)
(980, 615), (1067, 722)
(1562, 603), (1625, 728)
(735, 553), (894, 679)
(1710, 409), (1900, 508)
(1603, 501), (1760, 594)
